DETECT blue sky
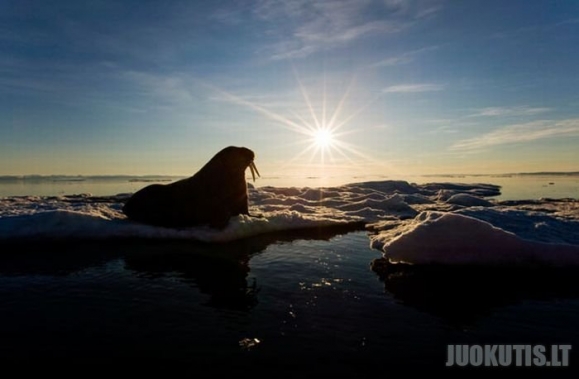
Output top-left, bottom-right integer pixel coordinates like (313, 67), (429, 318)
(2, 0), (578, 176)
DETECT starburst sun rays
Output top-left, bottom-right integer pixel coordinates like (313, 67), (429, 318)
(203, 70), (381, 171)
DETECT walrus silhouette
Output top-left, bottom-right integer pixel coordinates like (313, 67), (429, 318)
(122, 146), (260, 229)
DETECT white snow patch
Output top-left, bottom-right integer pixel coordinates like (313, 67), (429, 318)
(370, 211), (579, 266)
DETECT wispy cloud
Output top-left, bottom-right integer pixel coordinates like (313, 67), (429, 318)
(492, 15), (579, 40)
(371, 45), (439, 67)
(382, 83), (445, 93)
(556, 17), (579, 26)
(451, 119), (579, 151)
(426, 125), (459, 135)
(383, 0), (443, 19)
(250, 0), (443, 60)
(208, 91), (303, 110)
(121, 71), (197, 108)
(469, 106), (552, 117)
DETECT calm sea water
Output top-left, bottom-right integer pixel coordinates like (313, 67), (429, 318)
(2, 232), (578, 370)
(1, 174), (578, 370)
(0, 173), (578, 199)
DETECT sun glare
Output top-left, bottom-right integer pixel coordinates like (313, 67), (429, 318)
(206, 69), (380, 170)
(313, 128), (334, 149)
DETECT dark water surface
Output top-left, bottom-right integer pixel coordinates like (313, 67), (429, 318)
(1, 229), (579, 374)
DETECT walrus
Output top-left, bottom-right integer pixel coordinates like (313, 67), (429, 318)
(122, 146), (260, 229)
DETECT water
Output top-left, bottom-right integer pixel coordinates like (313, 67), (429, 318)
(0, 175), (177, 197)
(1, 173), (578, 199)
(1, 231), (579, 370)
(1, 174), (578, 370)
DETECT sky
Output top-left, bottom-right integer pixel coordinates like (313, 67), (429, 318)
(1, 0), (579, 178)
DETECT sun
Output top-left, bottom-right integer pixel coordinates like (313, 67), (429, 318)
(313, 128), (334, 149)
(206, 69), (378, 168)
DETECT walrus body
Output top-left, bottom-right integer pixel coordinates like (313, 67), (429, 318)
(122, 146), (259, 229)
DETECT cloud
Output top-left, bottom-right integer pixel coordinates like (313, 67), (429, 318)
(469, 106), (552, 117)
(382, 83), (445, 93)
(451, 119), (579, 151)
(372, 55), (412, 67)
(119, 71), (199, 110)
(251, 0), (442, 60)
(210, 7), (246, 25)
(208, 91), (302, 110)
(371, 45), (439, 67)
(383, 0), (443, 19)
(556, 17), (579, 26)
(426, 125), (459, 135)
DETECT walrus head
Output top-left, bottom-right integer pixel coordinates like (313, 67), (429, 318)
(210, 146), (260, 182)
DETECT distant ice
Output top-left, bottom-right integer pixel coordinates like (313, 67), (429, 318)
(1, 180), (578, 266)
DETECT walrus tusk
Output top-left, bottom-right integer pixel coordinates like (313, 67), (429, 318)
(249, 164), (255, 182)
(249, 161), (260, 182)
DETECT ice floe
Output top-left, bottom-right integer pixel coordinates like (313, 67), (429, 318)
(1, 180), (578, 266)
